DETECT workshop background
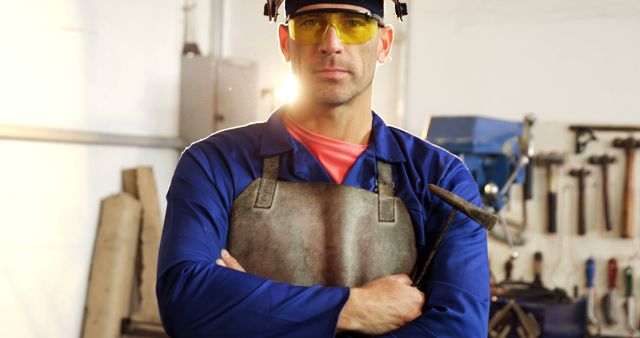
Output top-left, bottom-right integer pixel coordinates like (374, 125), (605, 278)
(1, 1), (639, 338)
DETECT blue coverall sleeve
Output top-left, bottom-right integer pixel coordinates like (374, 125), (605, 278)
(156, 145), (350, 338)
(382, 158), (490, 338)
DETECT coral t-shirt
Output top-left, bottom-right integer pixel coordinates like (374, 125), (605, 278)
(284, 117), (368, 184)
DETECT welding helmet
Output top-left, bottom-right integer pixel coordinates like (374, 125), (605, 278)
(264, 0), (408, 23)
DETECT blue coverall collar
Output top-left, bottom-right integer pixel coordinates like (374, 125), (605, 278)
(258, 107), (407, 163)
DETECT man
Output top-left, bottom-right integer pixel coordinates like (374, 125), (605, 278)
(157, 0), (489, 337)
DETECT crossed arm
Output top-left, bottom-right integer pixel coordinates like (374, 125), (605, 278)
(216, 249), (425, 335)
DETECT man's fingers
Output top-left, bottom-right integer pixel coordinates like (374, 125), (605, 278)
(387, 274), (413, 285)
(221, 249), (246, 272)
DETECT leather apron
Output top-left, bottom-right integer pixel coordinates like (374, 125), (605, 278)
(227, 155), (417, 287)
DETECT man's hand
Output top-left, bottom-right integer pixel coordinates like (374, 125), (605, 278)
(218, 250), (423, 335)
(216, 249), (246, 272)
(337, 274), (425, 335)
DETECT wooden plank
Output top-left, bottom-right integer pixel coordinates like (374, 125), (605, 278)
(122, 320), (170, 338)
(122, 170), (138, 199)
(123, 167), (163, 324)
(81, 193), (142, 338)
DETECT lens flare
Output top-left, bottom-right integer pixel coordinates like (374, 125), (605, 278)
(276, 74), (299, 104)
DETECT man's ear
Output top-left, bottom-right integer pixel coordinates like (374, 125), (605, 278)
(377, 26), (394, 64)
(278, 24), (291, 62)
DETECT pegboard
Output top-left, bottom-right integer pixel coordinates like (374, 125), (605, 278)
(488, 121), (640, 336)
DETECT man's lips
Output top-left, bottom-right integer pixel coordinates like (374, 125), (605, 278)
(314, 68), (350, 79)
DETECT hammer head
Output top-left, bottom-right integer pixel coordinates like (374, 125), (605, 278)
(588, 154), (616, 166)
(535, 152), (565, 167)
(569, 167), (591, 178)
(613, 137), (640, 149)
(428, 184), (498, 231)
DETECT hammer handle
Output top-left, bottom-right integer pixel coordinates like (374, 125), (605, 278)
(548, 191), (558, 233)
(602, 165), (613, 231)
(608, 258), (618, 289)
(578, 176), (587, 236)
(586, 257), (595, 288)
(524, 161), (534, 200)
(622, 149), (636, 238)
(624, 267), (633, 297)
(533, 252), (543, 287)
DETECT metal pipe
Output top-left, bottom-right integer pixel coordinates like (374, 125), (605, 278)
(0, 124), (185, 150)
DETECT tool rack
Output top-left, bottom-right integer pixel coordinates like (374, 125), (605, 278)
(569, 125), (640, 154)
(485, 120), (640, 338)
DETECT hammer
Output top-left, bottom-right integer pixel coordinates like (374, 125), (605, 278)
(535, 152), (565, 233)
(413, 184), (498, 288)
(588, 155), (616, 232)
(569, 168), (591, 235)
(613, 137), (640, 239)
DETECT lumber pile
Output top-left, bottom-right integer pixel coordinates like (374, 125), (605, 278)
(81, 167), (168, 338)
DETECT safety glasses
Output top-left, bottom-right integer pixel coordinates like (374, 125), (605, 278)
(287, 9), (384, 45)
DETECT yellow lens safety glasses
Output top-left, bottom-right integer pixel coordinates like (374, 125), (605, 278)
(288, 9), (383, 45)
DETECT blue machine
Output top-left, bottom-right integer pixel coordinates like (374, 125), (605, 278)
(426, 115), (536, 247)
(427, 116), (531, 210)
(427, 117), (523, 210)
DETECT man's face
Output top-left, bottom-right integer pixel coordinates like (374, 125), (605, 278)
(279, 4), (394, 107)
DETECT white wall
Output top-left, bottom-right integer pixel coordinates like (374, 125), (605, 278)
(0, 0), (185, 136)
(405, 0), (640, 135)
(0, 142), (177, 338)
(0, 1), (185, 337)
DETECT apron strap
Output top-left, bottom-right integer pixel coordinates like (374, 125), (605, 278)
(377, 161), (396, 223)
(254, 155), (280, 209)
(255, 156), (396, 221)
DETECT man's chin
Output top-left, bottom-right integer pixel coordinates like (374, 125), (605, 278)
(303, 87), (355, 106)
(310, 94), (354, 107)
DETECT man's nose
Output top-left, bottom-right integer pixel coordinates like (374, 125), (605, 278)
(319, 25), (344, 55)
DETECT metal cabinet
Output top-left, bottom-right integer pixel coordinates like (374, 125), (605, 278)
(179, 56), (258, 145)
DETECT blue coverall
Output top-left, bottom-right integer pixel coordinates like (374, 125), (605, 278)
(157, 111), (490, 337)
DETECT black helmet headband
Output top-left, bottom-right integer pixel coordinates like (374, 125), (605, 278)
(264, 0), (407, 22)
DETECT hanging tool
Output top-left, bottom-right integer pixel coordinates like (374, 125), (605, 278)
(412, 184), (498, 287)
(613, 137), (640, 239)
(588, 155), (616, 232)
(586, 257), (600, 330)
(569, 168), (591, 236)
(601, 258), (618, 325)
(522, 114), (536, 200)
(624, 266), (636, 334)
(535, 153), (565, 234)
(569, 124), (640, 154)
(532, 252), (543, 288)
(505, 257), (515, 282)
